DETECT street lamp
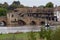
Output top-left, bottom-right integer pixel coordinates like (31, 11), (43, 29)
(45, 23), (50, 30)
(45, 15), (50, 30)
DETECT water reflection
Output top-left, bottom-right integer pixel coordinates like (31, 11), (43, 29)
(0, 26), (40, 34)
(0, 25), (57, 34)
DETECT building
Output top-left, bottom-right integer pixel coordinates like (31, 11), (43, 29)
(6, 7), (58, 26)
(54, 6), (60, 22)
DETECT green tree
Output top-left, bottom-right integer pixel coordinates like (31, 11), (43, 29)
(0, 8), (7, 16)
(0, 3), (3, 8)
(45, 28), (53, 40)
(9, 1), (21, 10)
(45, 2), (54, 8)
(19, 4), (24, 8)
(39, 26), (46, 40)
(11, 1), (20, 8)
(39, 26), (53, 40)
(2, 2), (8, 9)
(38, 5), (45, 8)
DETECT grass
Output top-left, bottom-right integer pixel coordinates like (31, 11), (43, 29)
(0, 32), (40, 40)
(0, 26), (53, 40)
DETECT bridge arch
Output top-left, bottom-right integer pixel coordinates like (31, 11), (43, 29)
(30, 21), (36, 25)
(18, 20), (26, 25)
(40, 21), (45, 25)
(0, 21), (6, 26)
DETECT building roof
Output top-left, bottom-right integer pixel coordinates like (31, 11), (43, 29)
(14, 7), (54, 13)
(55, 6), (60, 11)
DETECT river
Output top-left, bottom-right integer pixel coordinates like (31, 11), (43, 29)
(0, 25), (58, 34)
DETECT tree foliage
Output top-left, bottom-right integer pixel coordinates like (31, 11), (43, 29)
(9, 1), (20, 9)
(51, 28), (60, 40)
(0, 8), (7, 16)
(38, 5), (45, 8)
(45, 2), (54, 8)
(39, 26), (53, 40)
(19, 4), (24, 8)
(2, 2), (8, 9)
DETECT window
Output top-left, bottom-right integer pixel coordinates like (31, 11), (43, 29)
(52, 17), (54, 21)
(54, 16), (58, 21)
(14, 10), (18, 12)
(27, 13), (32, 17)
(33, 13), (36, 17)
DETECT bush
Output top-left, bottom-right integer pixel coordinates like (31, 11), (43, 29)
(51, 28), (60, 40)
(28, 31), (36, 40)
(39, 26), (53, 40)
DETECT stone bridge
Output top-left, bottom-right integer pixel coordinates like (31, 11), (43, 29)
(0, 16), (7, 26)
(7, 12), (57, 26)
(18, 17), (46, 25)
(18, 17), (57, 26)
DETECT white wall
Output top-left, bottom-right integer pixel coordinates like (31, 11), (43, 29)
(54, 11), (60, 21)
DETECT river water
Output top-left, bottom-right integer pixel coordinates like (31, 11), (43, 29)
(0, 26), (57, 34)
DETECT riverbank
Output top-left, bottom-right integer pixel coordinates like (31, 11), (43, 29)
(0, 32), (40, 40)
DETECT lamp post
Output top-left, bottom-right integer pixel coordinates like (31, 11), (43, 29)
(45, 15), (50, 30)
(45, 13), (52, 40)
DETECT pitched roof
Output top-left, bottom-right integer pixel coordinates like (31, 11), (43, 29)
(55, 6), (60, 11)
(14, 7), (54, 13)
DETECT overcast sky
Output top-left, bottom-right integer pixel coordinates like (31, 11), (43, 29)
(0, 0), (60, 7)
